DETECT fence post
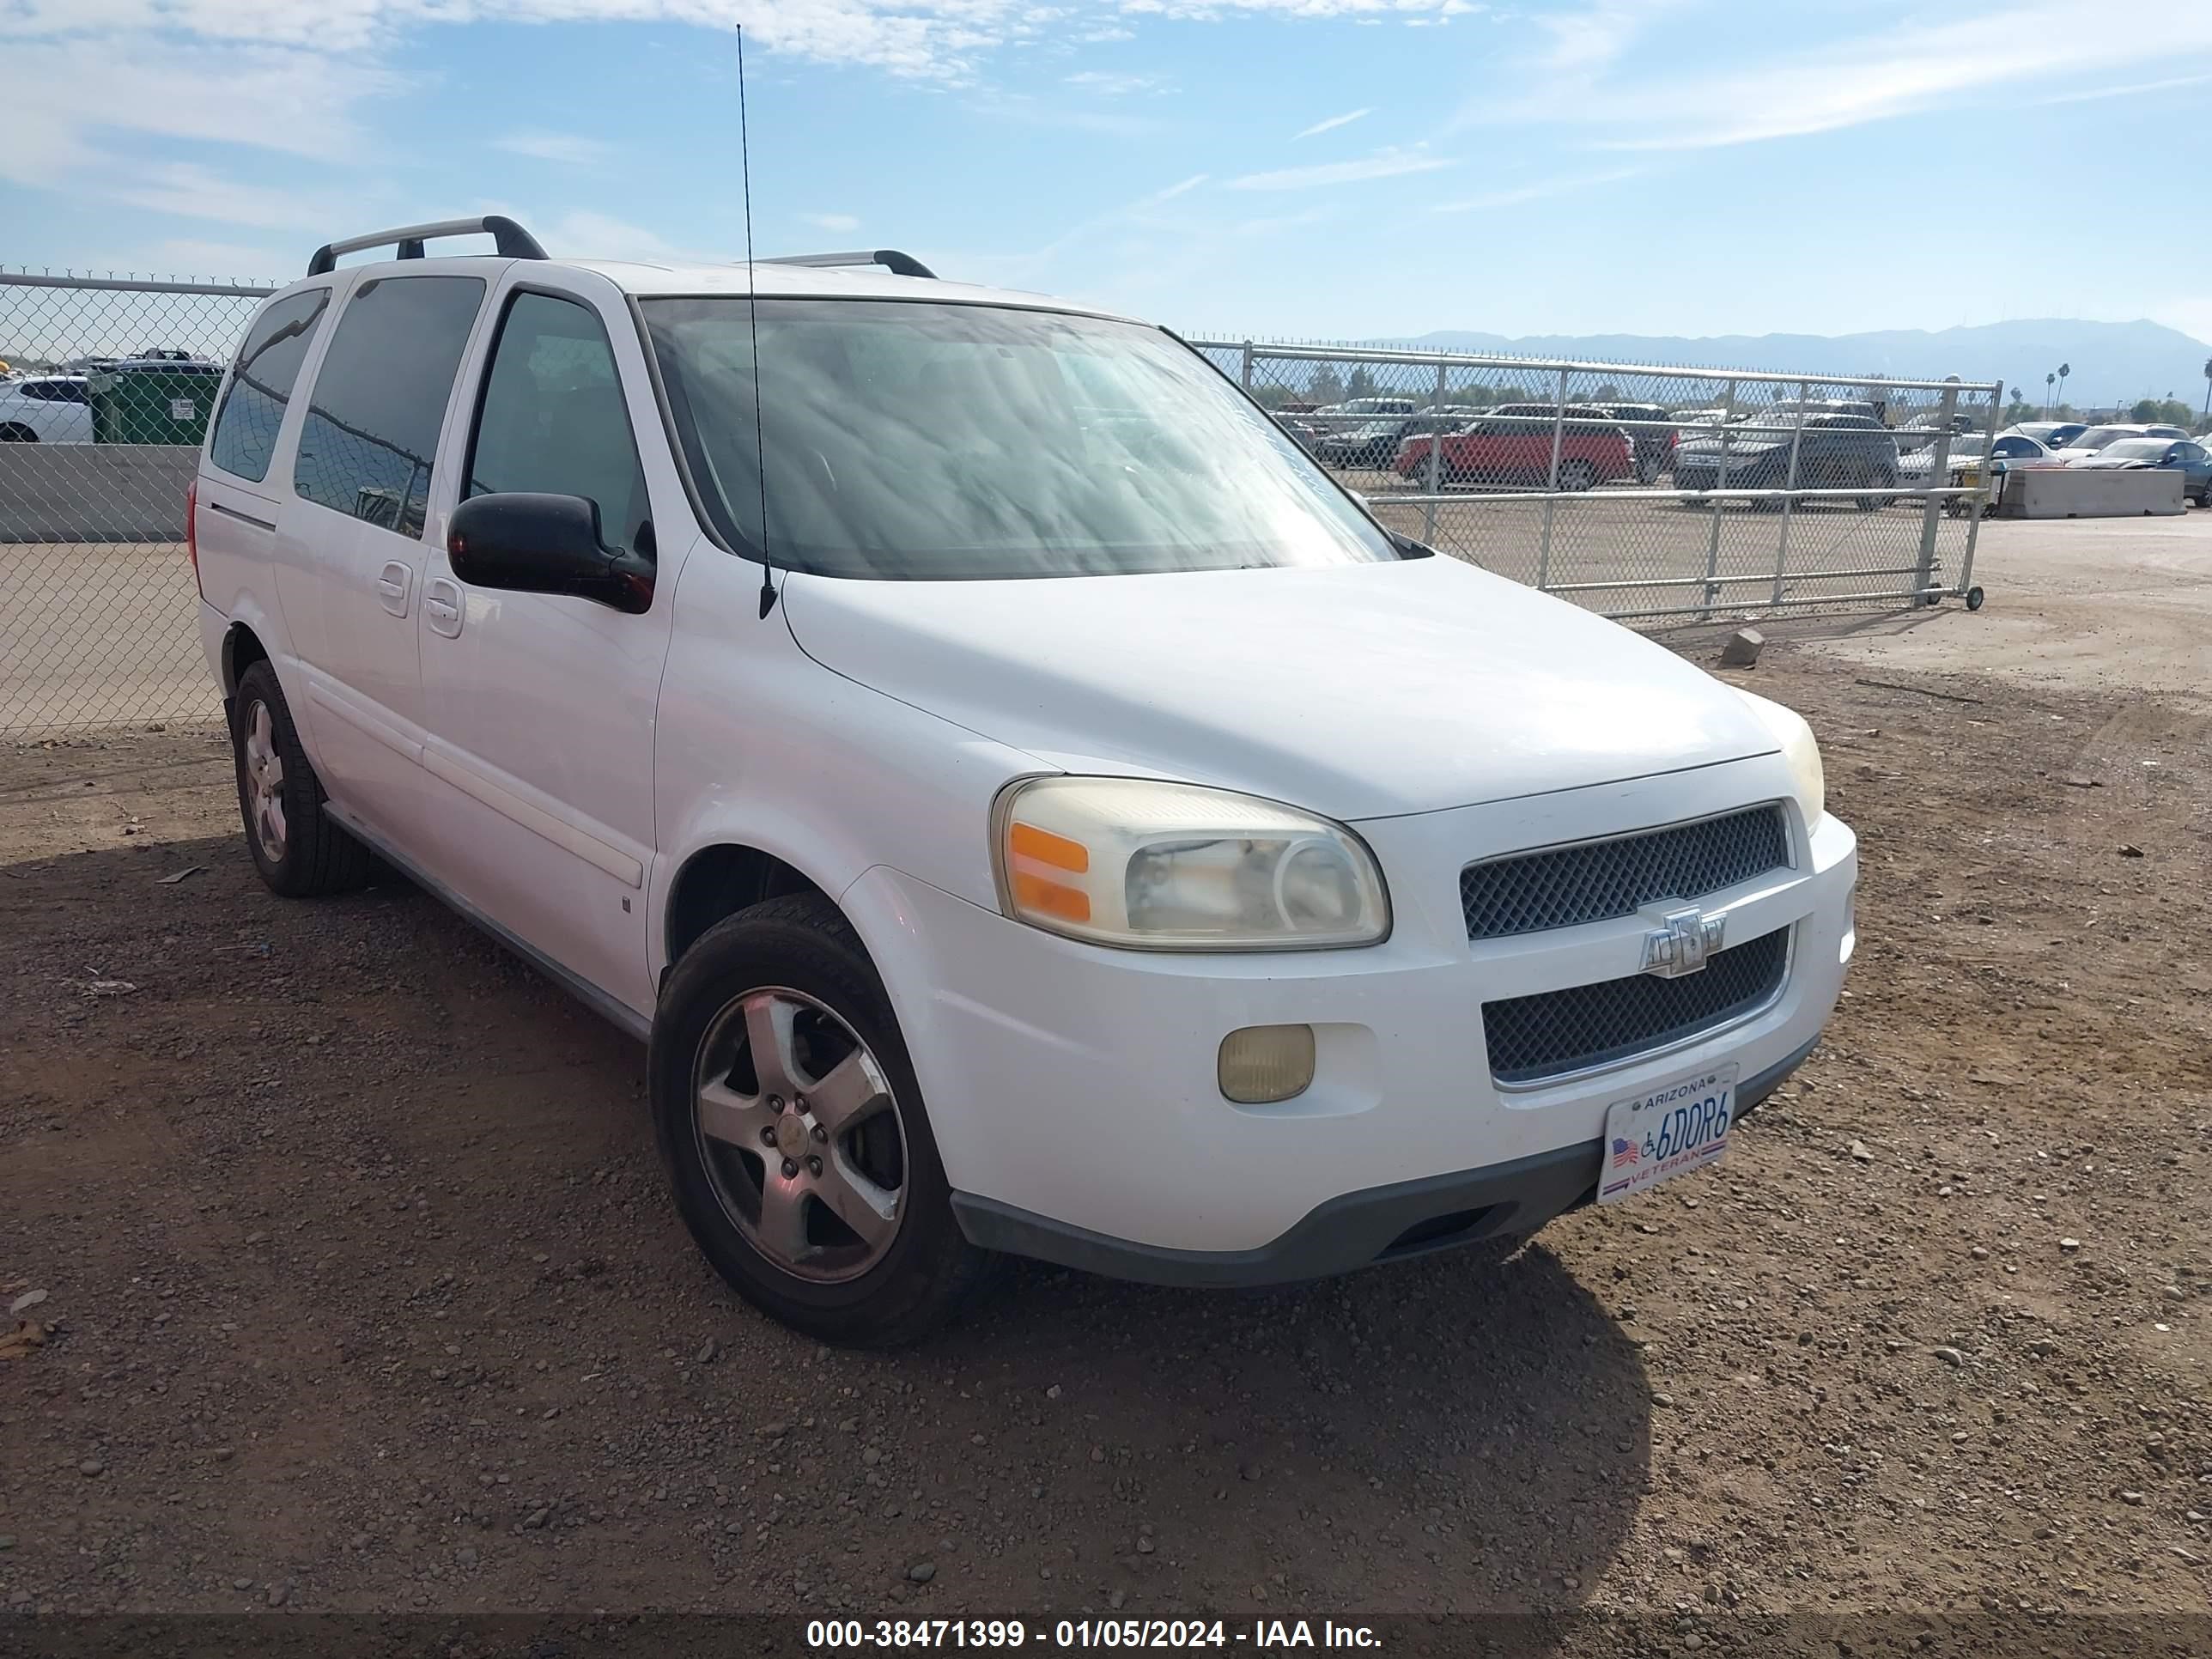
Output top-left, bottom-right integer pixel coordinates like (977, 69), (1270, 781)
(1700, 378), (1736, 620)
(1769, 380), (1812, 607)
(1238, 341), (1254, 392)
(1422, 361), (1447, 545)
(1955, 380), (2003, 600)
(1536, 366), (1571, 592)
(1915, 381), (1960, 603)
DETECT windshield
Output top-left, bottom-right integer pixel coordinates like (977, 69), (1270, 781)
(2100, 439), (2172, 459)
(643, 299), (1398, 580)
(2069, 427), (2129, 450)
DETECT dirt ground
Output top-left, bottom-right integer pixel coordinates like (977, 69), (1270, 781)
(3, 544), (2210, 1648)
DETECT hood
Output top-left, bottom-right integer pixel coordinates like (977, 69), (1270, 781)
(1680, 434), (1786, 458)
(780, 556), (1777, 821)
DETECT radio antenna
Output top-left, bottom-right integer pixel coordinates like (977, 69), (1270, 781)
(738, 22), (776, 619)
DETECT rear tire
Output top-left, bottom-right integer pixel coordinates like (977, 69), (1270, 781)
(651, 894), (992, 1347)
(229, 661), (372, 897)
(0, 424), (38, 443)
(1559, 460), (1596, 492)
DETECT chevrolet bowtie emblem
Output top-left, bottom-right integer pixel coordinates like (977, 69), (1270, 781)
(1642, 905), (1726, 978)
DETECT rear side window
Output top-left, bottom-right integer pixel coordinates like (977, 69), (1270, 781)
(294, 275), (484, 537)
(209, 290), (330, 483)
(464, 291), (650, 556)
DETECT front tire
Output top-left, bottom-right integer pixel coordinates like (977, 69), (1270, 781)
(650, 894), (989, 1346)
(229, 661), (371, 897)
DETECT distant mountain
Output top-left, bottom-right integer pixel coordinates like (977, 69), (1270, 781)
(1371, 319), (2211, 406)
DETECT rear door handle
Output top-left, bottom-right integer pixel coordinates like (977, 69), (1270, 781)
(423, 575), (464, 639)
(376, 560), (412, 617)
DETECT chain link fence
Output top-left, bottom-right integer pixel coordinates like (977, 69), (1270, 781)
(1188, 339), (1998, 625)
(2, 271), (275, 736)
(3, 268), (1996, 738)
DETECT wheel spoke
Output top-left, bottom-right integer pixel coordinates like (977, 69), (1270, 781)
(743, 993), (799, 1097)
(696, 1078), (770, 1148)
(813, 1156), (897, 1250)
(803, 1049), (887, 1133)
(756, 1170), (811, 1261)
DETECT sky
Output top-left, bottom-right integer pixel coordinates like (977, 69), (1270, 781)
(7, 0), (2212, 348)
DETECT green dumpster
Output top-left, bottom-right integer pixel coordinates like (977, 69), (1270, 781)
(88, 362), (225, 445)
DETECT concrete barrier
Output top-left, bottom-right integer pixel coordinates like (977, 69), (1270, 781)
(0, 445), (197, 542)
(2002, 465), (2185, 519)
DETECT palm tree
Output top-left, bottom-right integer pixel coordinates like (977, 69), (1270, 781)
(2045, 370), (2056, 417)
(2057, 362), (2070, 411)
(2200, 357), (2210, 420)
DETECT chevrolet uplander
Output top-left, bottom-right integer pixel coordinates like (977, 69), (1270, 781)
(191, 217), (1856, 1344)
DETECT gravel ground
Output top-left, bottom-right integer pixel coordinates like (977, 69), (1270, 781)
(2, 635), (2209, 1645)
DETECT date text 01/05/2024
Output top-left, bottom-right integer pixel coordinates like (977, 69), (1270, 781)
(804, 1618), (1383, 1648)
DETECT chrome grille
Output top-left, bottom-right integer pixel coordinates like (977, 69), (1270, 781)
(1461, 805), (1789, 941)
(1482, 927), (1790, 1085)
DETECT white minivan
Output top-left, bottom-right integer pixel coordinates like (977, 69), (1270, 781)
(191, 217), (1856, 1345)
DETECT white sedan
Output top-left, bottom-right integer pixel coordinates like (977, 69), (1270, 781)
(0, 375), (93, 443)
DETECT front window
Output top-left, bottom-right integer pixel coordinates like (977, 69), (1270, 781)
(641, 299), (1398, 580)
(2100, 440), (2170, 459)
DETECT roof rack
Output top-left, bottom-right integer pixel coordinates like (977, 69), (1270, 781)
(307, 216), (548, 277)
(763, 248), (937, 280)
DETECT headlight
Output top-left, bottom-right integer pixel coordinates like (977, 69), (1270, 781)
(992, 777), (1391, 951)
(1736, 690), (1825, 827)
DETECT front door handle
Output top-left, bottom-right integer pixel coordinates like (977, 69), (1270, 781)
(376, 560), (412, 617)
(424, 575), (464, 639)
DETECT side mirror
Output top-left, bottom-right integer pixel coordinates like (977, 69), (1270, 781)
(447, 493), (652, 614)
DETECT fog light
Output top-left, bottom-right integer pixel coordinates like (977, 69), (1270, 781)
(1218, 1024), (1316, 1104)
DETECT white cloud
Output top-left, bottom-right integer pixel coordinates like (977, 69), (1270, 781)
(1292, 107), (1370, 141)
(104, 162), (344, 232)
(802, 212), (863, 233)
(1064, 70), (1164, 95)
(1473, 3), (2212, 152)
(1148, 173), (1210, 203)
(542, 210), (703, 262)
(494, 130), (614, 166)
(1431, 167), (1641, 213)
(1228, 149), (1453, 191)
(2036, 71), (2212, 107)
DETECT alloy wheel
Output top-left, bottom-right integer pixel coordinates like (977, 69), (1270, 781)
(241, 699), (287, 861)
(691, 986), (908, 1283)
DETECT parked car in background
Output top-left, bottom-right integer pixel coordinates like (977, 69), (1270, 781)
(0, 374), (93, 442)
(2004, 420), (2085, 448)
(2051, 422), (2189, 462)
(1899, 431), (2058, 515)
(1312, 397), (1418, 421)
(1674, 414), (1900, 508)
(1315, 407), (1484, 471)
(1273, 412), (1326, 453)
(2065, 436), (2212, 505)
(1590, 402), (1676, 483)
(1395, 404), (1635, 489)
(191, 217), (1855, 1345)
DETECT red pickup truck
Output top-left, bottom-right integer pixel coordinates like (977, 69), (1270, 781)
(1395, 404), (1635, 490)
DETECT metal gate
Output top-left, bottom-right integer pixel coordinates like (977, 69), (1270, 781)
(1188, 338), (1999, 623)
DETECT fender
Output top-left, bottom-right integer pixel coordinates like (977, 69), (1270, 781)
(649, 545), (1047, 996)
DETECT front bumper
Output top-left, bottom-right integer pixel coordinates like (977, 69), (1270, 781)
(952, 1033), (1818, 1286)
(845, 754), (1855, 1269)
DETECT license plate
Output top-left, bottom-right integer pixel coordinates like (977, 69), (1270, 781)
(1596, 1062), (1739, 1205)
